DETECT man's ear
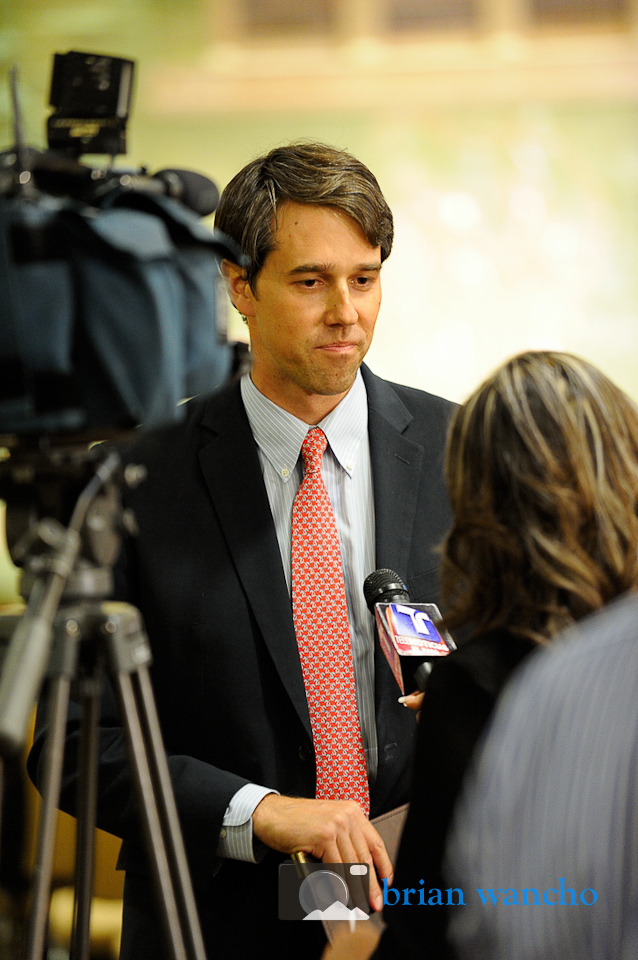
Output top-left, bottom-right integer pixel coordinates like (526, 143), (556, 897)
(221, 259), (256, 317)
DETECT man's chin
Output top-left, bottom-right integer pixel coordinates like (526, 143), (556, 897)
(311, 368), (363, 398)
(309, 353), (366, 395)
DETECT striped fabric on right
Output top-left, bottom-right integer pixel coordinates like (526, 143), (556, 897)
(445, 591), (638, 960)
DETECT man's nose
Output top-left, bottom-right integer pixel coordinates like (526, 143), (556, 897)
(326, 284), (358, 324)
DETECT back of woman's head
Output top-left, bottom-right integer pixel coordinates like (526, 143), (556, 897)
(441, 351), (638, 644)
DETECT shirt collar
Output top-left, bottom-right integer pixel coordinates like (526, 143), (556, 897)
(240, 370), (368, 481)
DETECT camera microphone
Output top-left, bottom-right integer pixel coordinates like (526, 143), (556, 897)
(96, 167), (221, 217)
(151, 168), (220, 218)
(363, 568), (455, 694)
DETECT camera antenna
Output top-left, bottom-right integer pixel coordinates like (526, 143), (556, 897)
(9, 67), (24, 151)
(8, 65), (34, 194)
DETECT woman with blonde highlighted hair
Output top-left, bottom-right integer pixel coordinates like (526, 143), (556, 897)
(441, 350), (638, 645)
(324, 351), (638, 960)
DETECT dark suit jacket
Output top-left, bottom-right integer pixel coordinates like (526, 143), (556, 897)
(29, 364), (454, 958)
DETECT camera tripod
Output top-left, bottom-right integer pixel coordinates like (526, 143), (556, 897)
(0, 444), (207, 960)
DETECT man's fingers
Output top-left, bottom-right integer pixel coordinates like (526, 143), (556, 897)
(319, 827), (385, 913)
(320, 836), (343, 864)
(333, 821), (391, 913)
(364, 829), (392, 913)
(367, 826), (393, 885)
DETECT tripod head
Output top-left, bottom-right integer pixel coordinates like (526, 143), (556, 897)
(0, 439), (142, 757)
(1, 438), (139, 597)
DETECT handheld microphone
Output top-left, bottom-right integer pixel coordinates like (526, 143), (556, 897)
(363, 568), (455, 694)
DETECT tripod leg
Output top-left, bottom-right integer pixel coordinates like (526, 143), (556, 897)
(112, 669), (189, 960)
(135, 665), (207, 960)
(70, 656), (101, 960)
(26, 675), (72, 960)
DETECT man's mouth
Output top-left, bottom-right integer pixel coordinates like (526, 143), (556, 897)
(316, 341), (360, 351)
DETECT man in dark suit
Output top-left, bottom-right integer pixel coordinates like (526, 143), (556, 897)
(31, 142), (454, 958)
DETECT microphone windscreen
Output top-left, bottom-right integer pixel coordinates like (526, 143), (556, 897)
(363, 568), (410, 613)
(154, 168), (220, 217)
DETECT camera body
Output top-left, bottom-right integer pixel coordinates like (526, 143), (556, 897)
(0, 51), (242, 441)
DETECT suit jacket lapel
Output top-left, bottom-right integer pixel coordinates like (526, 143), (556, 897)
(363, 367), (429, 811)
(196, 385), (312, 738)
(363, 366), (423, 578)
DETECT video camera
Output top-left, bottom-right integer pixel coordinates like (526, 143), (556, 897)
(0, 50), (244, 442)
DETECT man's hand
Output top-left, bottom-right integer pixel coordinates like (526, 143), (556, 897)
(252, 794), (392, 912)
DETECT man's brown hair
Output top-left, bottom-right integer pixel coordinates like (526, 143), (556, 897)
(215, 141), (393, 287)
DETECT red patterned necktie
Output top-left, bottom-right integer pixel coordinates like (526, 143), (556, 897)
(291, 427), (370, 816)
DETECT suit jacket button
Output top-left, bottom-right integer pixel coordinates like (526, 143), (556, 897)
(298, 745), (311, 762)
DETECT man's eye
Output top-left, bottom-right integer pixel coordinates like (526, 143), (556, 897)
(298, 278), (319, 288)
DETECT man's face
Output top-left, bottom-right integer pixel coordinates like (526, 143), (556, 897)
(229, 201), (382, 422)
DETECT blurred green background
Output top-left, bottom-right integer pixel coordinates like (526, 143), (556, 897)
(1, 0), (638, 601)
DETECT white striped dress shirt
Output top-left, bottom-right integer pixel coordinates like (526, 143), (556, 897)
(217, 370), (377, 862)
